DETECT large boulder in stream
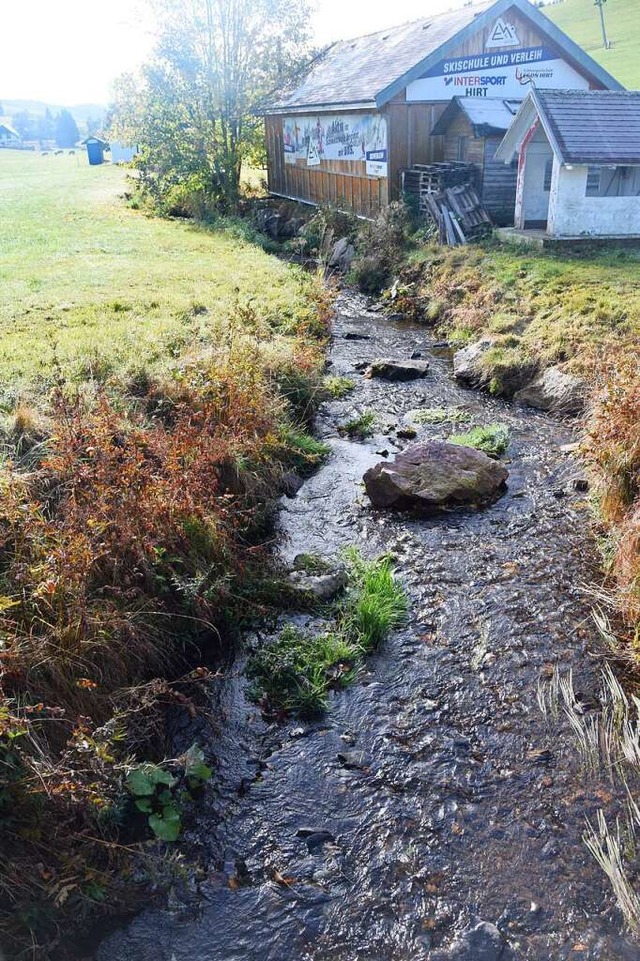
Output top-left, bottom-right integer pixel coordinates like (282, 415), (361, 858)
(452, 338), (495, 387)
(363, 440), (508, 510)
(364, 358), (430, 381)
(514, 365), (586, 415)
(432, 921), (516, 961)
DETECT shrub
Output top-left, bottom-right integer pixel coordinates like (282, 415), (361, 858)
(351, 202), (412, 295)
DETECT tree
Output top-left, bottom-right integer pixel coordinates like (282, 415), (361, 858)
(55, 109), (80, 148)
(109, 0), (314, 212)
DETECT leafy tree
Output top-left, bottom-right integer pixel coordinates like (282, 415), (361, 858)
(109, 0), (314, 213)
(55, 109), (80, 148)
(37, 108), (55, 144)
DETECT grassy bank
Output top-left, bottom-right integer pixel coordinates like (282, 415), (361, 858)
(392, 241), (640, 644)
(0, 151), (330, 955)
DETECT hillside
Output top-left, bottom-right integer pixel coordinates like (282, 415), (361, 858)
(544, 0), (640, 88)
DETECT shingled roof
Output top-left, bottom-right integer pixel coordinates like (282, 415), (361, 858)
(268, 0), (622, 114)
(533, 89), (640, 165)
(431, 97), (520, 138)
(271, 2), (492, 111)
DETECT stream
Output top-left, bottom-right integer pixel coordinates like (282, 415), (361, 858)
(97, 292), (638, 961)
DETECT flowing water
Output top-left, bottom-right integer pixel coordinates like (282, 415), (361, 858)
(97, 293), (638, 961)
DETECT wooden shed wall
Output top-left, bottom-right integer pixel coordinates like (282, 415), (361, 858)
(442, 114), (484, 165)
(482, 138), (518, 226)
(265, 113), (389, 218)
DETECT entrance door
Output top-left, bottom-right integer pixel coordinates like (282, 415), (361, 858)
(522, 141), (553, 227)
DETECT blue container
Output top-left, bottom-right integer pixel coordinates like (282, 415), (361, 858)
(86, 139), (104, 165)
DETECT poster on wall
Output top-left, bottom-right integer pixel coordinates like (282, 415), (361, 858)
(282, 114), (388, 177)
(406, 45), (589, 101)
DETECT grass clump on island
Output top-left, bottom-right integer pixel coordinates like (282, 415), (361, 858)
(247, 551), (407, 716)
(339, 410), (377, 439)
(450, 423), (510, 459)
(0, 151), (332, 954)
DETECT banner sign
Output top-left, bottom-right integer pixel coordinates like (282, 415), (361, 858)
(282, 114), (388, 177)
(407, 46), (588, 101)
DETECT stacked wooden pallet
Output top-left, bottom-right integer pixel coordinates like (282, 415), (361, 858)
(423, 184), (492, 245)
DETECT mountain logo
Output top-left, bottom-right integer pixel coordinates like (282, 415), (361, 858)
(486, 18), (520, 48)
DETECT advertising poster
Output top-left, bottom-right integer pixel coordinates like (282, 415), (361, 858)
(282, 114), (388, 177)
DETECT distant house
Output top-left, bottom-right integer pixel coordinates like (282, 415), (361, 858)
(264, 0), (622, 218)
(495, 89), (640, 238)
(0, 121), (21, 145)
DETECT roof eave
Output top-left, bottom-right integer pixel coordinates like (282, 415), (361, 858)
(263, 99), (377, 115)
(374, 0), (624, 108)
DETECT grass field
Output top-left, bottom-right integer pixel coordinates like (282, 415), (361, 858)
(544, 0), (640, 87)
(0, 151), (313, 407)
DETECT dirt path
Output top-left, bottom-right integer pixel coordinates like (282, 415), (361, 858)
(97, 293), (637, 961)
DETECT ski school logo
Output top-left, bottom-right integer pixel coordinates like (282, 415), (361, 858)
(486, 18), (520, 48)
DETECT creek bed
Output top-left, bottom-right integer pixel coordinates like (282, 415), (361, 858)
(97, 293), (637, 961)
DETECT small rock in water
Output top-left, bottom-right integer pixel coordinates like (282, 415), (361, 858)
(288, 569), (348, 600)
(410, 350), (422, 359)
(573, 478), (589, 493)
(439, 920), (515, 960)
(364, 358), (430, 381)
(396, 427), (418, 440)
(343, 329), (370, 341)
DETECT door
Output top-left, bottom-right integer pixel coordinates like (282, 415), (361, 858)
(522, 140), (553, 227)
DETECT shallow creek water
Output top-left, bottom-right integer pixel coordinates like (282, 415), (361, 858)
(97, 293), (638, 960)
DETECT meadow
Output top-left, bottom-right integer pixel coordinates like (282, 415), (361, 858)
(545, 0), (640, 88)
(0, 151), (315, 404)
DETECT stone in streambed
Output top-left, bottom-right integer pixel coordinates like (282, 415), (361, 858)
(432, 921), (515, 961)
(364, 358), (430, 381)
(513, 365), (585, 415)
(363, 441), (508, 510)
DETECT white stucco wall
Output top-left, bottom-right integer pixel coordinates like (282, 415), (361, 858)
(548, 164), (640, 237)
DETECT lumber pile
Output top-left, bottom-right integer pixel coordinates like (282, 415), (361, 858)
(401, 163), (492, 245)
(423, 184), (492, 245)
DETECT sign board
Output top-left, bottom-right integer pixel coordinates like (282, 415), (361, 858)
(406, 46), (589, 101)
(486, 18), (520, 48)
(282, 114), (388, 177)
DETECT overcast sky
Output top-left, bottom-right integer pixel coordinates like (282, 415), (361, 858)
(0, 0), (489, 106)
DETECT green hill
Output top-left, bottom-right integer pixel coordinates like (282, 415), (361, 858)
(544, 0), (640, 88)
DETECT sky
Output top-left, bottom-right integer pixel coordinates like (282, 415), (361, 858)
(0, 0), (478, 107)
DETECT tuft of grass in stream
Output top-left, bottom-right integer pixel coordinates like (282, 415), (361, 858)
(247, 551), (407, 716)
(408, 405), (472, 426)
(323, 375), (356, 399)
(449, 423), (510, 459)
(338, 410), (377, 439)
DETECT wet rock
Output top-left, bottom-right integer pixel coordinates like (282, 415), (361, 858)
(514, 366), (586, 415)
(410, 350), (423, 359)
(363, 441), (508, 510)
(300, 830), (335, 852)
(453, 338), (534, 394)
(452, 338), (495, 387)
(435, 921), (516, 960)
(328, 237), (355, 272)
(573, 478), (589, 493)
(343, 329), (370, 340)
(287, 568), (348, 600)
(280, 471), (304, 497)
(396, 427), (417, 440)
(364, 358), (430, 381)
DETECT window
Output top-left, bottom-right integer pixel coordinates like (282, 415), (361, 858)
(586, 166), (601, 197)
(457, 136), (468, 162)
(543, 158), (553, 192)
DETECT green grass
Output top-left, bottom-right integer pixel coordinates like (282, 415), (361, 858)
(323, 375), (356, 398)
(247, 551), (407, 716)
(0, 151), (319, 408)
(407, 405), (472, 425)
(545, 0), (639, 87)
(338, 410), (377, 439)
(449, 423), (510, 458)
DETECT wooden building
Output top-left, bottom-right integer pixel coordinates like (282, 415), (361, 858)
(265, 0), (622, 219)
(430, 97), (519, 224)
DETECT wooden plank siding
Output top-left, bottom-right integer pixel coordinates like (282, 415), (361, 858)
(264, 114), (389, 218)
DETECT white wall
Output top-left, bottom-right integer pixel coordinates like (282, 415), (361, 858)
(549, 164), (640, 237)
